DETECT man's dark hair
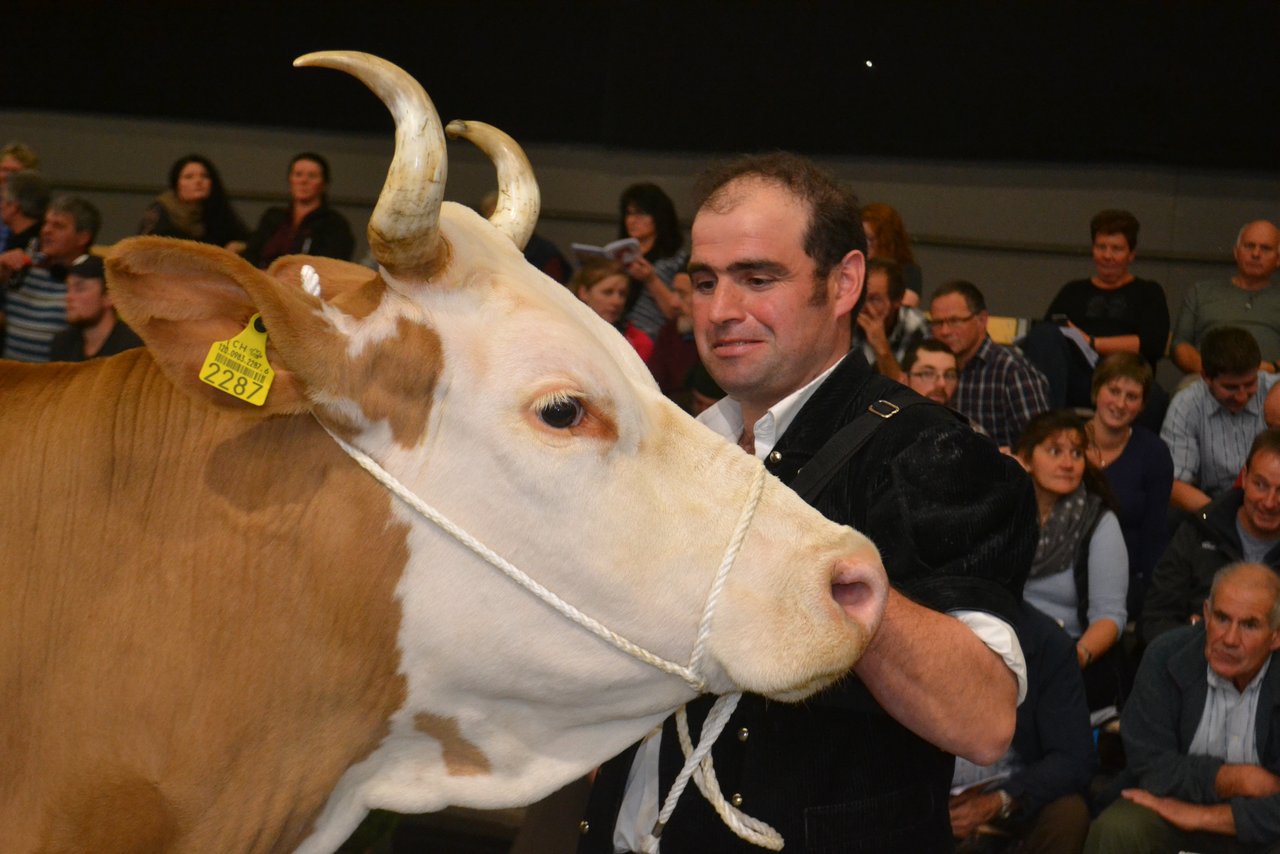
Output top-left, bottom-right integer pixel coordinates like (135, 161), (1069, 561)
(1090, 209), (1140, 251)
(618, 182), (683, 259)
(931, 279), (987, 314)
(693, 152), (864, 308)
(867, 257), (906, 303)
(4, 170), (50, 220)
(902, 338), (954, 373)
(1201, 326), (1261, 378)
(47, 195), (101, 244)
(1247, 428), (1280, 471)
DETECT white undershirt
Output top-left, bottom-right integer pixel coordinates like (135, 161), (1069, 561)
(614, 357), (1027, 851)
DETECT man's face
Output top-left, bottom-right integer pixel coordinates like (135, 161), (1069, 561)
(689, 178), (861, 415)
(928, 293), (986, 361)
(1205, 370), (1259, 415)
(1235, 222), (1280, 283)
(64, 274), (111, 328)
(0, 155), (24, 188)
(1241, 451), (1280, 540)
(906, 350), (958, 405)
(40, 211), (90, 265)
(1203, 572), (1280, 690)
(1091, 232), (1135, 286)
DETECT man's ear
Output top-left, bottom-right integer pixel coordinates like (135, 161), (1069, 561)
(832, 249), (865, 316)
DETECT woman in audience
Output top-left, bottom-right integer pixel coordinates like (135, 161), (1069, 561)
(243, 152), (354, 268)
(572, 258), (653, 361)
(1017, 410), (1129, 710)
(138, 154), (248, 251)
(616, 183), (687, 345)
(1085, 353), (1174, 623)
(861, 202), (922, 306)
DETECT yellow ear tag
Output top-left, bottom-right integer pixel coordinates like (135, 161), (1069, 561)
(199, 313), (275, 406)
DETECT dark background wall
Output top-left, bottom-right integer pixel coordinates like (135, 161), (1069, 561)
(10, 1), (1280, 169)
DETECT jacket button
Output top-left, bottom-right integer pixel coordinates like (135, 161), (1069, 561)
(579, 820), (590, 835)
(731, 793), (744, 807)
(767, 450), (782, 463)
(737, 727), (750, 742)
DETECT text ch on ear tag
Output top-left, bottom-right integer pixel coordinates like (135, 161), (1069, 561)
(198, 313), (276, 406)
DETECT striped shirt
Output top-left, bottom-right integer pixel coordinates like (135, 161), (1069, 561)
(1160, 374), (1279, 498)
(952, 336), (1051, 448)
(1190, 658), (1270, 765)
(3, 264), (68, 362)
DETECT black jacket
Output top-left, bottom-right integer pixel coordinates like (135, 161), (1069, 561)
(243, 204), (355, 268)
(579, 353), (1037, 853)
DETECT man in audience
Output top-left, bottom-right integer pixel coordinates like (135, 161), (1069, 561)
(853, 257), (928, 381)
(1162, 326), (1280, 513)
(902, 338), (959, 405)
(1143, 429), (1280, 644)
(1086, 562), (1280, 853)
(48, 255), (143, 362)
(949, 602), (1096, 854)
(0, 141), (40, 251)
(2, 195), (99, 363)
(0, 170), (49, 259)
(579, 153), (1035, 852)
(929, 279), (1050, 450)
(1172, 220), (1280, 376)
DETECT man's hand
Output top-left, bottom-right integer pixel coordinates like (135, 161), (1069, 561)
(856, 306), (890, 354)
(1122, 789), (1235, 835)
(1217, 764), (1280, 799)
(948, 790), (1003, 839)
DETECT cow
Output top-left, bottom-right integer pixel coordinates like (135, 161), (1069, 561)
(0, 52), (888, 853)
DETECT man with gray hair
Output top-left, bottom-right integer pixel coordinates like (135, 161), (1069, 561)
(1172, 220), (1280, 376)
(2, 194), (100, 362)
(1086, 562), (1280, 853)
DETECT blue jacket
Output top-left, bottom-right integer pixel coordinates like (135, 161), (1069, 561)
(1119, 623), (1280, 844)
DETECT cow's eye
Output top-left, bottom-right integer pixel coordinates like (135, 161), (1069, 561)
(538, 397), (584, 429)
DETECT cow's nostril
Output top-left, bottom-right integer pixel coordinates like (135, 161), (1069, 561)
(831, 580), (872, 614)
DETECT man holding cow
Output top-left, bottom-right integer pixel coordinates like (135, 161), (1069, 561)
(580, 153), (1037, 852)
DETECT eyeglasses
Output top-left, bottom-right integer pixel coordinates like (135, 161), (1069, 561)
(927, 314), (976, 330)
(908, 368), (958, 383)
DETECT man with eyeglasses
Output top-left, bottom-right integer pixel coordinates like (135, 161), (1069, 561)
(929, 280), (1050, 451)
(1172, 221), (1280, 377)
(852, 257), (928, 381)
(902, 339), (960, 405)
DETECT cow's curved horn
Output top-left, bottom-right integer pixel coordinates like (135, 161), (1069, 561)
(445, 120), (539, 251)
(294, 51), (448, 278)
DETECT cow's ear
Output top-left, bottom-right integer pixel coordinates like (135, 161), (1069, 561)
(266, 255), (387, 319)
(107, 237), (347, 415)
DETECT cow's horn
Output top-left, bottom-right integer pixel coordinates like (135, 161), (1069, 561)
(445, 120), (539, 251)
(294, 51), (447, 278)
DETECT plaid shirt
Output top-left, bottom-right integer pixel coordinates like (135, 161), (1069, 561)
(853, 305), (929, 371)
(953, 337), (1051, 448)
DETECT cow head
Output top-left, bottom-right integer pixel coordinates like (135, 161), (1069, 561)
(105, 51), (886, 839)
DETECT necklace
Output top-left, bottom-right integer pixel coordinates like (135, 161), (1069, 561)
(1086, 422), (1131, 469)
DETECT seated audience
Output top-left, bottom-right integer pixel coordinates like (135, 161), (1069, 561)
(616, 183), (687, 341)
(861, 201), (923, 306)
(1024, 209), (1170, 430)
(571, 258), (652, 360)
(1162, 326), (1279, 513)
(1017, 410), (1128, 710)
(477, 190), (570, 284)
(931, 279), (1051, 450)
(853, 257), (928, 381)
(1, 170), (48, 256)
(1086, 562), (1280, 854)
(1143, 429), (1280, 645)
(902, 338), (959, 405)
(0, 141), (40, 250)
(138, 154), (248, 251)
(48, 255), (143, 361)
(1171, 220), (1280, 376)
(3, 195), (99, 363)
(1087, 353), (1174, 621)
(243, 152), (354, 268)
(647, 268), (699, 410)
(949, 602), (1096, 854)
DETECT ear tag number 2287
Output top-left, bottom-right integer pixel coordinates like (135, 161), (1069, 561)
(199, 314), (276, 406)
